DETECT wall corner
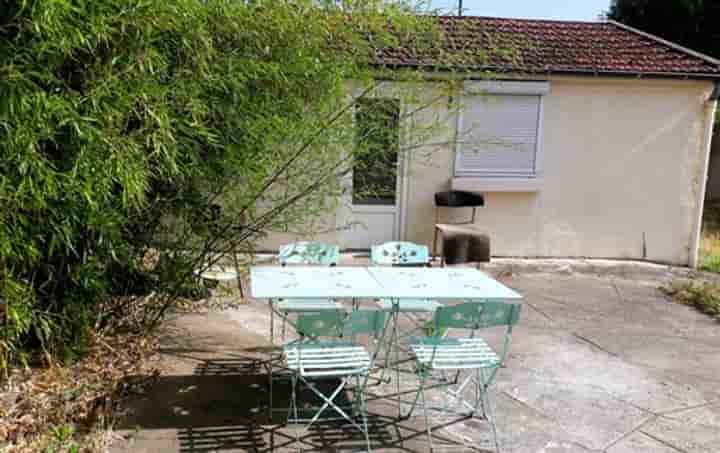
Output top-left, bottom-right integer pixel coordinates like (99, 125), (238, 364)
(689, 86), (719, 268)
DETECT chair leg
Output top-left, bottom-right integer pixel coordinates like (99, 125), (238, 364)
(268, 356), (274, 420)
(358, 375), (372, 453)
(475, 368), (482, 417)
(403, 369), (428, 419)
(289, 373), (298, 422)
(370, 314), (391, 387)
(288, 374), (302, 452)
(481, 368), (500, 453)
(394, 311), (401, 418)
(379, 312), (397, 384)
(270, 300), (275, 344)
(419, 375), (434, 452)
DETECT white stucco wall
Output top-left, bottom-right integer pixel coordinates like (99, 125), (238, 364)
(404, 77), (716, 265)
(259, 76), (716, 266)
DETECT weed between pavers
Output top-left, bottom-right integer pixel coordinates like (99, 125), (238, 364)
(660, 281), (720, 320)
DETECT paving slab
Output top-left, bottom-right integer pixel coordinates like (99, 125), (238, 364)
(110, 268), (720, 453)
(606, 430), (683, 453)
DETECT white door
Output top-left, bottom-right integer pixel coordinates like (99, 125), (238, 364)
(342, 98), (404, 250)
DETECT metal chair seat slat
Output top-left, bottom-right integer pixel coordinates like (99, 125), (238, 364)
(288, 360), (371, 370)
(375, 298), (442, 312)
(413, 347), (496, 356)
(284, 343), (372, 376)
(412, 342), (495, 351)
(298, 367), (371, 377)
(288, 359), (371, 370)
(410, 337), (500, 369)
(285, 352), (370, 363)
(414, 350), (498, 360)
(283, 345), (366, 356)
(277, 299), (344, 312)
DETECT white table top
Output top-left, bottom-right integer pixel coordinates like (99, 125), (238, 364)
(250, 266), (521, 301)
(250, 266), (382, 299)
(367, 267), (522, 300)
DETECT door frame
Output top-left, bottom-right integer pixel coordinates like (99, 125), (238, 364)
(339, 93), (410, 250)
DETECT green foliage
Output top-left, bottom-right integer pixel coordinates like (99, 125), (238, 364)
(661, 280), (720, 320)
(0, 0), (465, 370)
(606, 0), (720, 59)
(700, 202), (720, 272)
(44, 423), (79, 453)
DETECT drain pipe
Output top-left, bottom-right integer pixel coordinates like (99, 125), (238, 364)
(689, 82), (719, 268)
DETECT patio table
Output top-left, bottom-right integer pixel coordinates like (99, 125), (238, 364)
(250, 265), (521, 355)
(249, 265), (522, 417)
(250, 266), (522, 300)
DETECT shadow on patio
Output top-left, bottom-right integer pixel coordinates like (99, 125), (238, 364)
(116, 352), (493, 452)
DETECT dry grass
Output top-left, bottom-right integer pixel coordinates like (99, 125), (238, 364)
(661, 280), (720, 321)
(700, 231), (720, 272)
(0, 331), (158, 453)
(658, 202), (720, 320)
(700, 202), (720, 272)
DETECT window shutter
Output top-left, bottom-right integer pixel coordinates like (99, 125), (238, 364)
(456, 94), (541, 176)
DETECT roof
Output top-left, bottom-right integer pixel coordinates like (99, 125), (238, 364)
(377, 16), (720, 79)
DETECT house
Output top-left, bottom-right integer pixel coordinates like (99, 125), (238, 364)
(262, 16), (720, 267)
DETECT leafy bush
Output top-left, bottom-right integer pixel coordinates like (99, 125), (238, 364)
(0, 0), (453, 370)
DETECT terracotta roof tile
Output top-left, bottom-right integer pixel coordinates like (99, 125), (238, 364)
(377, 16), (720, 78)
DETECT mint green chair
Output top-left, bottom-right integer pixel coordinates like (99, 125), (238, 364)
(370, 241), (431, 266)
(370, 242), (441, 389)
(276, 241), (343, 341)
(404, 302), (521, 453)
(279, 241), (340, 266)
(284, 310), (387, 453)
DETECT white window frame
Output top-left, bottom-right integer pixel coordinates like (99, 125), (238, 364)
(454, 81), (549, 178)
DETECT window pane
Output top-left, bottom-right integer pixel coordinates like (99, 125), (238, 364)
(456, 94), (540, 175)
(353, 98), (400, 205)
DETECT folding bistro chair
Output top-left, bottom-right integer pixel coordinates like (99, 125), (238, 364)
(284, 310), (387, 452)
(275, 241), (343, 341)
(404, 302), (521, 452)
(279, 241), (340, 266)
(370, 242), (441, 386)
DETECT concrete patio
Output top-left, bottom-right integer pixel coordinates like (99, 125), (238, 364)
(110, 268), (720, 453)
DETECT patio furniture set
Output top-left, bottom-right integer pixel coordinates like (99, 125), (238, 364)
(250, 241), (522, 453)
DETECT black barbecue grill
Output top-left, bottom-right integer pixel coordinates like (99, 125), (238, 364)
(434, 190), (485, 224)
(433, 190), (490, 265)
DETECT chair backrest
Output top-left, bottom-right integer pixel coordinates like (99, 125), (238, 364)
(433, 301), (521, 332)
(344, 311), (386, 336)
(278, 241), (339, 266)
(371, 241), (430, 266)
(296, 311), (346, 338)
(296, 310), (385, 340)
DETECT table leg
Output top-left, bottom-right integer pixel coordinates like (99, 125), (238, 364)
(395, 299), (403, 416)
(269, 299), (275, 344)
(268, 299), (274, 419)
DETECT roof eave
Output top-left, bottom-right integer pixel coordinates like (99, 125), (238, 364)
(607, 20), (720, 67)
(372, 63), (720, 81)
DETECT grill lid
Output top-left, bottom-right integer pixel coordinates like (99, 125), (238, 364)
(434, 191), (485, 207)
